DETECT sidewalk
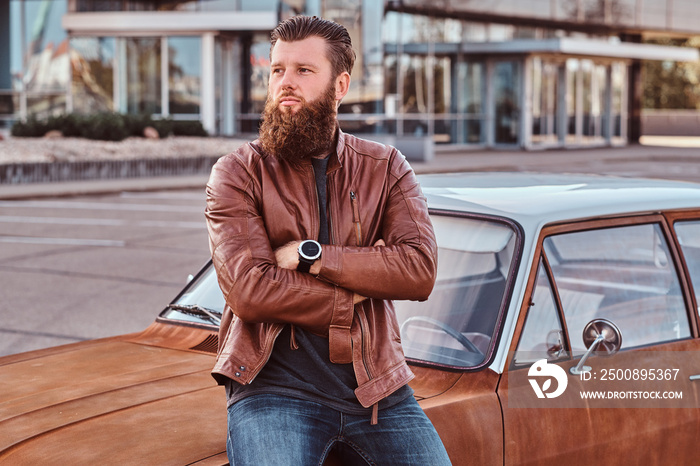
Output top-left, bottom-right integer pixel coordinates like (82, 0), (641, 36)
(2, 136), (700, 200)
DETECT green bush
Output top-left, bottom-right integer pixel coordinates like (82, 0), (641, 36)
(10, 112), (209, 140)
(81, 112), (129, 141)
(172, 119), (208, 137)
(11, 116), (48, 138)
(151, 118), (174, 138)
(55, 114), (85, 138)
(122, 113), (153, 138)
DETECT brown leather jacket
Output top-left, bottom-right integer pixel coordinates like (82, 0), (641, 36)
(205, 130), (437, 409)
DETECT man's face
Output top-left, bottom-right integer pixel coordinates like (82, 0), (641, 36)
(258, 35), (351, 164)
(268, 36), (338, 114)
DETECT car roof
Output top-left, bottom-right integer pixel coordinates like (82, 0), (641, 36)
(420, 172), (700, 228)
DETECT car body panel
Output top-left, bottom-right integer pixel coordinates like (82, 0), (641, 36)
(418, 367), (503, 464)
(0, 324), (226, 464)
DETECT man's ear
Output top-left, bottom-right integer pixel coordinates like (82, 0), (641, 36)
(335, 72), (351, 102)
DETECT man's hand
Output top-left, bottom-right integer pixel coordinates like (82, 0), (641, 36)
(275, 240), (324, 275)
(274, 241), (301, 270)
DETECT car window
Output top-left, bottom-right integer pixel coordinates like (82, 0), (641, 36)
(395, 214), (519, 368)
(674, 220), (700, 311)
(544, 223), (690, 354)
(514, 258), (567, 366)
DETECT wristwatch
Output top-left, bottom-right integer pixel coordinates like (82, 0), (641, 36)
(297, 240), (322, 273)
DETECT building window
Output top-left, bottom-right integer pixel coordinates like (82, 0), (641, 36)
(71, 37), (115, 113)
(611, 62), (627, 143)
(581, 59), (604, 143)
(123, 37), (162, 114)
(10, 0), (69, 120)
(242, 34), (270, 133)
(493, 60), (521, 145)
(566, 58), (579, 143)
(531, 57), (559, 145)
(457, 61), (485, 144)
(168, 36), (201, 115)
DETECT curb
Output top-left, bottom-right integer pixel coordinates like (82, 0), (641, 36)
(1, 156), (220, 185)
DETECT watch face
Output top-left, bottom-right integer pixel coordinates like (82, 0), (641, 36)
(300, 240), (321, 260)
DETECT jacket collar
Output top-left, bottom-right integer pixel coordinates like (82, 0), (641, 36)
(327, 127), (345, 174)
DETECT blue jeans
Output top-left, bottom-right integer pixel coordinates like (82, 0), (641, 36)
(226, 394), (452, 465)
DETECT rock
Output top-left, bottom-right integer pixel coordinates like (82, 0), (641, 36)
(143, 126), (160, 139)
(44, 130), (63, 138)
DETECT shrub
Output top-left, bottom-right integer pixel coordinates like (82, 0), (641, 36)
(151, 118), (174, 138)
(11, 116), (48, 138)
(122, 113), (154, 138)
(10, 112), (209, 140)
(81, 112), (129, 141)
(172, 120), (208, 137)
(55, 114), (85, 138)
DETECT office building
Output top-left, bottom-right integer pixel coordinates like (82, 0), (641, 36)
(2, 0), (698, 149)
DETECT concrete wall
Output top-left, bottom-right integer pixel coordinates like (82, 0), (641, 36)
(642, 110), (700, 136)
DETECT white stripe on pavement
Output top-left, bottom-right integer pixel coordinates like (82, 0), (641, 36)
(0, 215), (204, 229)
(0, 236), (125, 247)
(0, 200), (201, 213)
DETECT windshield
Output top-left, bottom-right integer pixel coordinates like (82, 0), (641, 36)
(161, 267), (225, 325)
(161, 214), (520, 368)
(395, 214), (519, 368)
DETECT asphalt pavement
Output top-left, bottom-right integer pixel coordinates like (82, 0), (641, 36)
(3, 135), (700, 201)
(2, 135), (700, 357)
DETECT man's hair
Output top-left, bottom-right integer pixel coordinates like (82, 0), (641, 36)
(270, 15), (356, 77)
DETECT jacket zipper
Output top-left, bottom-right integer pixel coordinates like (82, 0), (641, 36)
(357, 305), (379, 424)
(248, 323), (284, 384)
(357, 304), (374, 381)
(350, 191), (362, 246)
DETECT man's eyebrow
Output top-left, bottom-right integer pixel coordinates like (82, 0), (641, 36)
(270, 60), (320, 69)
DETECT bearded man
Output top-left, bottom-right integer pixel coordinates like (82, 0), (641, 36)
(206, 15), (451, 465)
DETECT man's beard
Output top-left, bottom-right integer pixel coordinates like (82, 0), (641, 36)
(258, 83), (338, 166)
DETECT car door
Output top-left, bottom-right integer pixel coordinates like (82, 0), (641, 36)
(497, 215), (700, 465)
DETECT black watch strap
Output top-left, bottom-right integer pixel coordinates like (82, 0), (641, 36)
(297, 259), (312, 273)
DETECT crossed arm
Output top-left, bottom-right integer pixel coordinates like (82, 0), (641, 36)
(274, 239), (386, 305)
(206, 153), (437, 335)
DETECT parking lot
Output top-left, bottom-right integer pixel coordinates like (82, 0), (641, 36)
(3, 136), (700, 356)
(0, 189), (210, 356)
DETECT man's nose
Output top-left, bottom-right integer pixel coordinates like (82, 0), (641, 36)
(278, 70), (296, 90)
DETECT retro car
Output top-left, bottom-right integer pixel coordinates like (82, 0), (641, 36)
(2, 172), (700, 465)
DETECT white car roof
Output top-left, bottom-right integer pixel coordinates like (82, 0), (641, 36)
(420, 172), (700, 230)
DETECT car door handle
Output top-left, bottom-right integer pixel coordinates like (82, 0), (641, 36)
(690, 375), (700, 381)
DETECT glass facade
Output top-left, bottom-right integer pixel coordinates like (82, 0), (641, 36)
(397, 0), (700, 35)
(531, 58), (558, 145)
(70, 37), (115, 113)
(0, 0), (693, 147)
(493, 61), (520, 145)
(123, 37), (162, 114)
(168, 36), (201, 115)
(8, 0), (69, 121)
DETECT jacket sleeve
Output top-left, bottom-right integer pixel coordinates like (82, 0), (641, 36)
(205, 151), (354, 336)
(317, 151), (438, 302)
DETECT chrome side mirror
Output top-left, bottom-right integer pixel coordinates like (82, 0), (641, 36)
(569, 319), (622, 375)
